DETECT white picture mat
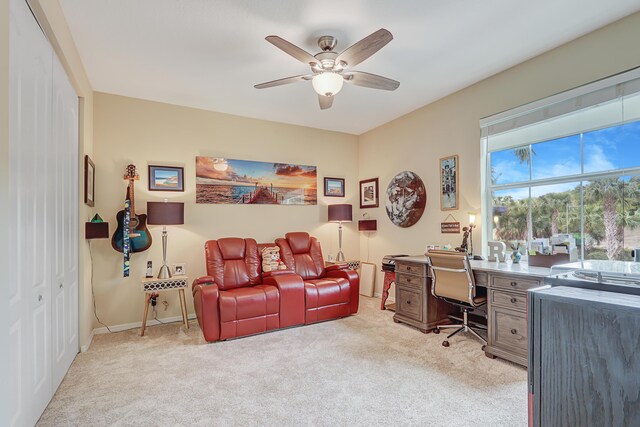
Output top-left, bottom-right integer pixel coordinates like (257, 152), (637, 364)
(359, 262), (376, 297)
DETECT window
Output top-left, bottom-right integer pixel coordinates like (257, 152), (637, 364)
(481, 68), (640, 260)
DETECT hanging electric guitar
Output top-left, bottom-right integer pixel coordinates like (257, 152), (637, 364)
(112, 164), (152, 253)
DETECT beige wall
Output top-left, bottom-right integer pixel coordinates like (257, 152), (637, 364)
(1, 0), (10, 420)
(359, 11), (640, 297)
(28, 0), (96, 350)
(92, 93), (359, 327)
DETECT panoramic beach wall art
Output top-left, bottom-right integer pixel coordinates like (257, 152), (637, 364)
(195, 156), (317, 205)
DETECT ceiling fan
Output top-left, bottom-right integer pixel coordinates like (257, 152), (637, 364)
(254, 28), (400, 110)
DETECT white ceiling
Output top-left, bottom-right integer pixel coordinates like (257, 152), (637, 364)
(58, 0), (640, 135)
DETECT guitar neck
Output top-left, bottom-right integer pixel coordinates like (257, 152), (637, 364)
(128, 178), (136, 216)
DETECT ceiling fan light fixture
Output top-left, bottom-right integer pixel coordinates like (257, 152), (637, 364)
(312, 72), (343, 97)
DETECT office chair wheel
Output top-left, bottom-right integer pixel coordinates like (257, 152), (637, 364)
(481, 345), (486, 351)
(433, 328), (440, 334)
(442, 340), (450, 347)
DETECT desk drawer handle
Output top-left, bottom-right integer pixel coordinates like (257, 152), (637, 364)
(511, 328), (517, 335)
(406, 266), (413, 272)
(406, 277), (412, 282)
(510, 281), (517, 287)
(510, 297), (517, 303)
(406, 300), (411, 305)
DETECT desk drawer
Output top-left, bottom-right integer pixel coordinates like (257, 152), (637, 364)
(396, 272), (424, 290)
(491, 307), (528, 355)
(491, 275), (541, 292)
(396, 262), (426, 277)
(396, 285), (423, 322)
(491, 289), (527, 312)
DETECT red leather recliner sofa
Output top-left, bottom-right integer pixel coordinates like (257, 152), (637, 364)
(193, 233), (359, 342)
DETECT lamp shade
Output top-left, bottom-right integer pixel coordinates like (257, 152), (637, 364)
(328, 204), (352, 222)
(358, 219), (377, 231)
(147, 201), (184, 225)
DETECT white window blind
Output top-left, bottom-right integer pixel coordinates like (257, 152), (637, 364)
(481, 67), (640, 152)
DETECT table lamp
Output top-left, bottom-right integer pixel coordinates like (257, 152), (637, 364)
(328, 204), (352, 262)
(147, 201), (184, 279)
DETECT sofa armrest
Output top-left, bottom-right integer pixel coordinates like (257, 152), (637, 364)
(263, 273), (305, 328)
(192, 275), (216, 291)
(192, 281), (220, 342)
(262, 270), (295, 278)
(325, 263), (349, 272)
(325, 269), (360, 314)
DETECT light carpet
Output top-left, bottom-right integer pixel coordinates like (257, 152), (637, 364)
(38, 297), (527, 426)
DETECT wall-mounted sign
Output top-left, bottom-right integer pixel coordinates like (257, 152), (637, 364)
(440, 213), (461, 233)
(441, 221), (460, 233)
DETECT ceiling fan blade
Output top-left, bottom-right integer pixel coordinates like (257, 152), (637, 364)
(335, 28), (393, 67)
(265, 35), (319, 66)
(318, 95), (333, 110)
(254, 75), (312, 89)
(344, 71), (400, 91)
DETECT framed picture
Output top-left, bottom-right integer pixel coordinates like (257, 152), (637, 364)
(324, 177), (345, 197)
(196, 157), (317, 205)
(173, 263), (186, 276)
(440, 155), (459, 211)
(360, 178), (379, 208)
(84, 155), (95, 207)
(149, 165), (184, 192)
(358, 262), (376, 297)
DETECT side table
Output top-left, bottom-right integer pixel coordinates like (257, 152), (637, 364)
(325, 260), (361, 270)
(140, 275), (189, 336)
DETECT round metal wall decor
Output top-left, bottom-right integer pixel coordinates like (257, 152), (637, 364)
(385, 171), (427, 228)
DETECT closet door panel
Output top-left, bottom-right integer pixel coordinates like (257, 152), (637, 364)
(51, 54), (79, 389)
(9, 0), (54, 424)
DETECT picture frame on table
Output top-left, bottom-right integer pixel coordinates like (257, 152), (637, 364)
(173, 263), (186, 276)
(148, 165), (184, 192)
(359, 178), (379, 208)
(84, 155), (95, 207)
(440, 155), (459, 211)
(324, 177), (345, 197)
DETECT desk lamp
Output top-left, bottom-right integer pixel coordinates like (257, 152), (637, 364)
(147, 201), (184, 279)
(468, 212), (477, 257)
(328, 204), (352, 262)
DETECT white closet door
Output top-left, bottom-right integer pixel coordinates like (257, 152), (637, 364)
(9, 0), (54, 425)
(50, 54), (79, 390)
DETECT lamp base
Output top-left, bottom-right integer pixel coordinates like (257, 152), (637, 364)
(157, 264), (172, 279)
(336, 251), (345, 262)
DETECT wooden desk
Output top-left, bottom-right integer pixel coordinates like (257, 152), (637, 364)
(393, 256), (551, 367)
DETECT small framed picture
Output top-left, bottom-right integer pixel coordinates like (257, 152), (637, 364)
(324, 177), (345, 197)
(149, 165), (184, 192)
(173, 263), (186, 276)
(84, 155), (95, 207)
(360, 178), (379, 209)
(440, 155), (459, 211)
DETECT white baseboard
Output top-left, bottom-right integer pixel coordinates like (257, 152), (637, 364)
(80, 330), (94, 353)
(92, 314), (197, 335)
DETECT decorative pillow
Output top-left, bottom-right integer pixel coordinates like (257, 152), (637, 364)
(261, 246), (287, 272)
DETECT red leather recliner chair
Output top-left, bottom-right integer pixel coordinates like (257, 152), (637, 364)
(276, 232), (359, 324)
(192, 238), (305, 342)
